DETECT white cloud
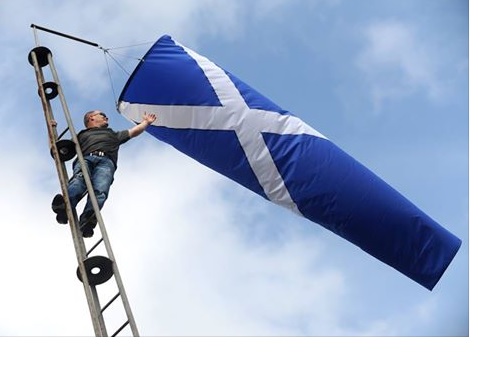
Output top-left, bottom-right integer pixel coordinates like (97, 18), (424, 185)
(356, 21), (450, 110)
(100, 144), (347, 335)
(0, 145), (91, 335)
(250, 0), (341, 16)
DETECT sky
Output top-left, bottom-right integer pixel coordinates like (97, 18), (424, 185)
(0, 0), (489, 372)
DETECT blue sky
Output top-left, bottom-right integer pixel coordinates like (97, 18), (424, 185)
(0, 0), (480, 371)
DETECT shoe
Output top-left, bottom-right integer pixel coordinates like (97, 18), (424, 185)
(79, 212), (97, 238)
(81, 226), (94, 238)
(51, 194), (68, 224)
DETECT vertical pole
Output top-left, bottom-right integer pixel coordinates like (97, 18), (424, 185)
(45, 52), (140, 338)
(29, 25), (140, 336)
(29, 48), (107, 336)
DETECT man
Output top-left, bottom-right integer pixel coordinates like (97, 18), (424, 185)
(51, 110), (157, 237)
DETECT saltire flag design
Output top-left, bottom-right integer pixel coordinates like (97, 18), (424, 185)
(118, 35), (461, 290)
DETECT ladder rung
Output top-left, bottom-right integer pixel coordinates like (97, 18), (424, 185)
(86, 237), (103, 256)
(58, 127), (69, 139)
(111, 320), (129, 337)
(101, 291), (120, 313)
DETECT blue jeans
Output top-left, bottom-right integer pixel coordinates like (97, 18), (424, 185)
(67, 155), (116, 220)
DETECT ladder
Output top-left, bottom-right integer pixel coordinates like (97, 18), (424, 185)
(28, 31), (140, 337)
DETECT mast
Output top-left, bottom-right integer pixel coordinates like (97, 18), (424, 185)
(28, 24), (139, 336)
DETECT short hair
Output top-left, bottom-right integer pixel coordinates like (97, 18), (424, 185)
(83, 110), (97, 127)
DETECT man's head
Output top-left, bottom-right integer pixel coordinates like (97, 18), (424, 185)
(84, 110), (109, 129)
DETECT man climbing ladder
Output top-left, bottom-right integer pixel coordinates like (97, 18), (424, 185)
(51, 110), (157, 237)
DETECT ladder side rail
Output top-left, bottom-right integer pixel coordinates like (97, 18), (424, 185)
(32, 50), (107, 336)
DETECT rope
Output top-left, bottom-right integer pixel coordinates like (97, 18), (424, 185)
(102, 50), (119, 108)
(106, 41), (155, 50)
(101, 48), (144, 108)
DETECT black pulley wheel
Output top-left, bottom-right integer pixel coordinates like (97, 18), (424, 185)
(50, 139), (76, 162)
(77, 256), (114, 286)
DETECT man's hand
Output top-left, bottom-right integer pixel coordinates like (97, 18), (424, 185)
(129, 112), (157, 138)
(142, 112), (157, 125)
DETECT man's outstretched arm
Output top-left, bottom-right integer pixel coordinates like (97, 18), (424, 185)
(128, 112), (157, 138)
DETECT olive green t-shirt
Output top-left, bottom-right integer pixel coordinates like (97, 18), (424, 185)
(77, 127), (130, 167)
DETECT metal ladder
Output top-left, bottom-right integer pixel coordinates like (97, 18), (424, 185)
(28, 33), (139, 337)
